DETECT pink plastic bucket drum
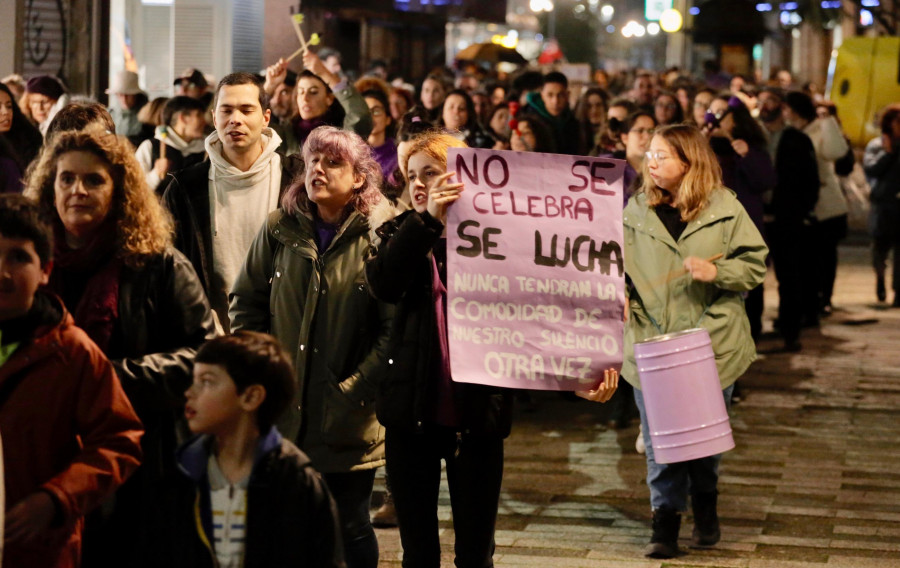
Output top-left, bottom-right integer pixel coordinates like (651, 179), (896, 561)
(634, 328), (734, 464)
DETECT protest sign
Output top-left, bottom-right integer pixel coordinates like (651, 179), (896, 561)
(446, 148), (626, 391)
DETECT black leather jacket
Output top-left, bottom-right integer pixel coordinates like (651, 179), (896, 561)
(365, 210), (513, 437)
(111, 247), (219, 417)
(80, 247), (218, 568)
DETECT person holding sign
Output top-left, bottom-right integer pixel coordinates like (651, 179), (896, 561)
(618, 124), (767, 558)
(366, 131), (618, 567)
(365, 132), (510, 567)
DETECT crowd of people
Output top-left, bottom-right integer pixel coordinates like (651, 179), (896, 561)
(0, 44), (896, 568)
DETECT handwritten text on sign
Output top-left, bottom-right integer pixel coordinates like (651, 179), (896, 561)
(446, 148), (626, 391)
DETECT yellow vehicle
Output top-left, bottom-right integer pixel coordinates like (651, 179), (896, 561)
(828, 36), (900, 147)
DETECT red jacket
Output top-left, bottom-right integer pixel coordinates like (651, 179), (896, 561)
(0, 295), (143, 568)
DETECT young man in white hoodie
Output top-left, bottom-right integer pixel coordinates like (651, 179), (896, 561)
(163, 73), (303, 331)
(135, 96), (208, 193)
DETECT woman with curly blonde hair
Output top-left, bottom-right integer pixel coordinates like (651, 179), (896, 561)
(24, 127), (218, 567)
(231, 126), (393, 568)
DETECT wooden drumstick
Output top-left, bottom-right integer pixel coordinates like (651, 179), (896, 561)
(653, 253), (724, 287)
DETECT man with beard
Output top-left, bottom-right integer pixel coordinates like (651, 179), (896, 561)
(757, 87), (820, 352)
(264, 68), (299, 126)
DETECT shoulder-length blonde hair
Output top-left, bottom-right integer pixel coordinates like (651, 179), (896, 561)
(24, 127), (173, 267)
(638, 123), (722, 221)
(401, 131), (468, 178)
(282, 126), (383, 218)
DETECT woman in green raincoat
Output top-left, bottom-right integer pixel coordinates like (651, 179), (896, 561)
(622, 124), (768, 559)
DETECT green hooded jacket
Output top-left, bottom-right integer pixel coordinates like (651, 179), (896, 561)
(230, 208), (393, 473)
(622, 188), (768, 389)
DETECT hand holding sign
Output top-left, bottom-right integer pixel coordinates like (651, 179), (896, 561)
(575, 367), (619, 403)
(427, 172), (464, 223)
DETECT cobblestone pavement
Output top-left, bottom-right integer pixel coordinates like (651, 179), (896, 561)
(373, 244), (900, 567)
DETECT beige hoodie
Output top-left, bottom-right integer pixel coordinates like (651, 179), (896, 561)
(204, 127), (283, 329)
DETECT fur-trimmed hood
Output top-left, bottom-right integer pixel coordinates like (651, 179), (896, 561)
(368, 196), (406, 232)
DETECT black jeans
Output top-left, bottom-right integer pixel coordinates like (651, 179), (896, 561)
(809, 214), (848, 313)
(872, 202), (900, 298)
(385, 424), (504, 568)
(767, 221), (807, 343)
(323, 470), (379, 568)
(745, 283), (764, 342)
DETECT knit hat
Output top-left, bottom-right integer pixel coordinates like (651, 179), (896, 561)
(25, 75), (65, 100)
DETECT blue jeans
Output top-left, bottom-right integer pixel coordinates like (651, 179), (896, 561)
(633, 384), (735, 511)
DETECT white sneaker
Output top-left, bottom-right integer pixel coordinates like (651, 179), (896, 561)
(635, 424), (646, 454)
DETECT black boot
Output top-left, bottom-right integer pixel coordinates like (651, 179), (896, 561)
(691, 490), (720, 547)
(644, 506), (681, 558)
(877, 274), (886, 302)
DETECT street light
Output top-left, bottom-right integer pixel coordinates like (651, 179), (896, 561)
(530, 0), (557, 40)
(600, 4), (615, 22)
(659, 8), (684, 32)
(622, 20), (646, 38)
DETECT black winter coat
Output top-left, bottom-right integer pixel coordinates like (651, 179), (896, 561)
(77, 247), (219, 567)
(365, 210), (513, 437)
(171, 428), (346, 568)
(769, 126), (820, 225)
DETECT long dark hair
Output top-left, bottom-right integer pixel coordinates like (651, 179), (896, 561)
(712, 94), (767, 149)
(575, 87), (609, 153)
(654, 91), (685, 126)
(514, 111), (557, 153)
(438, 89), (478, 133)
(0, 82), (43, 170)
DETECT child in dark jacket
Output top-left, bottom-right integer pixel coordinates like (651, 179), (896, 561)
(173, 331), (345, 568)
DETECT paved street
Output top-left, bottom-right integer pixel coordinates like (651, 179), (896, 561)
(373, 243), (900, 567)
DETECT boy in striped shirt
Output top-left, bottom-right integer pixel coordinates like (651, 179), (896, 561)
(173, 331), (345, 567)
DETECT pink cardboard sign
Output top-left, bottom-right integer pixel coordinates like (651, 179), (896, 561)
(446, 148), (626, 391)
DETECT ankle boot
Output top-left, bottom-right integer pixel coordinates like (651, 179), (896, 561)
(644, 506), (681, 558)
(877, 274), (886, 302)
(691, 490), (720, 547)
(371, 489), (398, 528)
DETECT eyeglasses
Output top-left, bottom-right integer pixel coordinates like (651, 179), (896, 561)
(645, 151), (671, 163)
(369, 107), (385, 116)
(656, 102), (678, 110)
(630, 127), (655, 136)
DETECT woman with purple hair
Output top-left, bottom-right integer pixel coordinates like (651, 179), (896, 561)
(230, 126), (394, 568)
